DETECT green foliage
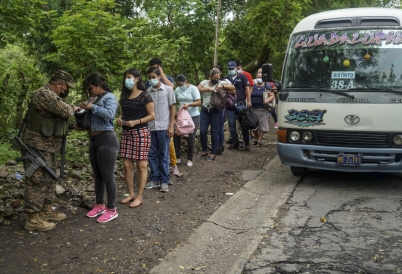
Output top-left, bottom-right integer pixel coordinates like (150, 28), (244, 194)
(0, 0), (45, 47)
(46, 0), (132, 83)
(62, 130), (90, 163)
(0, 44), (46, 141)
(0, 142), (20, 165)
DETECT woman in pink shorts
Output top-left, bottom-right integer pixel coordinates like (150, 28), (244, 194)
(116, 68), (155, 208)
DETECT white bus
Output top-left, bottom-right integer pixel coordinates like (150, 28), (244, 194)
(267, 7), (402, 175)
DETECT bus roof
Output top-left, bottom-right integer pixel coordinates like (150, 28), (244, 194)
(293, 7), (402, 34)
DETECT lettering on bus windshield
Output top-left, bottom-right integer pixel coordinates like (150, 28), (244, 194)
(285, 109), (327, 127)
(294, 30), (402, 49)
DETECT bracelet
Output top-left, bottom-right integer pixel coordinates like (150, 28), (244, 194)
(139, 119), (141, 124)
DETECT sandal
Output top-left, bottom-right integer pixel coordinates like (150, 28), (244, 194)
(252, 141), (258, 145)
(121, 196), (136, 204)
(256, 142), (262, 147)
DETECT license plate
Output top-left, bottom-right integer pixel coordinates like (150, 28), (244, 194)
(337, 154), (362, 166)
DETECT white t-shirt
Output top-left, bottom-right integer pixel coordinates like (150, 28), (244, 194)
(199, 80), (227, 108)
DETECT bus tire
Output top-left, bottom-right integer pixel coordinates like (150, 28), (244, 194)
(290, 166), (306, 175)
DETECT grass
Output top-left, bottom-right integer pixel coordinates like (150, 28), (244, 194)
(0, 142), (20, 164)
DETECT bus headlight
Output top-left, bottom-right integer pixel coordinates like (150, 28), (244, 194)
(302, 131), (313, 142)
(289, 131), (300, 142)
(393, 134), (402, 145)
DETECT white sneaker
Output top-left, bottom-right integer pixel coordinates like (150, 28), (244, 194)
(176, 159), (181, 164)
(274, 122), (279, 129)
(172, 165), (179, 175)
(187, 161), (193, 167)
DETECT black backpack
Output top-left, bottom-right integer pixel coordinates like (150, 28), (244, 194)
(239, 107), (259, 130)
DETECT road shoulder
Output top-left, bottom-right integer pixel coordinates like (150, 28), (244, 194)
(150, 155), (299, 274)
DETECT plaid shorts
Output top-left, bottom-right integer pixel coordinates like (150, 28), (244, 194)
(120, 127), (151, 160)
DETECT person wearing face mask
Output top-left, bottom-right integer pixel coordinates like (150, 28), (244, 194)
(251, 72), (275, 147)
(213, 65), (234, 155)
(173, 74), (201, 167)
(197, 69), (235, 161)
(235, 60), (254, 92)
(20, 70), (80, 231)
(116, 68), (155, 208)
(145, 58), (180, 177)
(225, 61), (252, 151)
(145, 67), (176, 193)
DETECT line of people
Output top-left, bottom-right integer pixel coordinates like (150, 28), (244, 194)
(20, 58), (279, 231)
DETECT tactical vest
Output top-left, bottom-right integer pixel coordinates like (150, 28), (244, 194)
(27, 100), (68, 138)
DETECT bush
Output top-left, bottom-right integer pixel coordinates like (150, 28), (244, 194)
(0, 142), (20, 164)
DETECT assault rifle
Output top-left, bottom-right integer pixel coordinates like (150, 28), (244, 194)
(10, 136), (68, 190)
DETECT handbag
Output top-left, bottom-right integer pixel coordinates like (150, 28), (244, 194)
(263, 89), (276, 111)
(226, 91), (237, 111)
(74, 109), (92, 129)
(74, 92), (108, 129)
(209, 84), (226, 110)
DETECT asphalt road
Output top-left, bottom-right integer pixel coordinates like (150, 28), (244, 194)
(243, 169), (402, 274)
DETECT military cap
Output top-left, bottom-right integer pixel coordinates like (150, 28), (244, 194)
(52, 70), (75, 88)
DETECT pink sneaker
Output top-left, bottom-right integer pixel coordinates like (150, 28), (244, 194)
(97, 209), (118, 223)
(274, 122), (279, 129)
(86, 204), (106, 218)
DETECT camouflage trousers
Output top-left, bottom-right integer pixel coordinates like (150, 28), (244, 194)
(24, 150), (56, 213)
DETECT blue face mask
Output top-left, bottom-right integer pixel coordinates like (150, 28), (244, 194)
(149, 79), (159, 87)
(125, 78), (135, 89)
(179, 85), (187, 91)
(228, 69), (236, 76)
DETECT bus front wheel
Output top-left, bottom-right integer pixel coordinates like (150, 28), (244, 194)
(290, 166), (306, 175)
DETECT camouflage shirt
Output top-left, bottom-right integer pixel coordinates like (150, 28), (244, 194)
(22, 84), (75, 153)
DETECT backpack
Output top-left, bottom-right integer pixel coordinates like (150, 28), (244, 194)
(175, 106), (195, 136)
(239, 107), (259, 131)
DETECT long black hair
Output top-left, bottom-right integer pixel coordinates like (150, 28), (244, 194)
(120, 68), (146, 105)
(83, 73), (110, 97)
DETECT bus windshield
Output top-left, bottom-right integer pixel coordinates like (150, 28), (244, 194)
(282, 29), (402, 90)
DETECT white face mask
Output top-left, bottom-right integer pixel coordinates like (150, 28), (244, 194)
(256, 78), (263, 84)
(237, 68), (242, 73)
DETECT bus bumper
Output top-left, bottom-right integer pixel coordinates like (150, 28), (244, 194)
(277, 143), (402, 172)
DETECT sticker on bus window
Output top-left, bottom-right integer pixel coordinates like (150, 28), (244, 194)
(331, 71), (355, 90)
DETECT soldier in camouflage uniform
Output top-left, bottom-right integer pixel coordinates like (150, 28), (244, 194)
(21, 70), (80, 231)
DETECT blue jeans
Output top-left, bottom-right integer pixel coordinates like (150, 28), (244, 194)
(200, 106), (222, 154)
(149, 130), (170, 185)
(227, 103), (250, 142)
(218, 108), (226, 148)
(270, 108), (278, 123)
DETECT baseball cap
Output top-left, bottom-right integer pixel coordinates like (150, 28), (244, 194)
(227, 61), (236, 69)
(52, 70), (75, 88)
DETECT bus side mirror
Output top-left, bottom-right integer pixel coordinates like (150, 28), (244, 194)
(262, 63), (273, 82)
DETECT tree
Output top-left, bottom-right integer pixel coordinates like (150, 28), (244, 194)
(0, 45), (46, 140)
(46, 0), (132, 90)
(0, 0), (44, 47)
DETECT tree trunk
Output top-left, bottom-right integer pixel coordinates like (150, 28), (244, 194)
(244, 42), (271, 74)
(16, 71), (28, 129)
